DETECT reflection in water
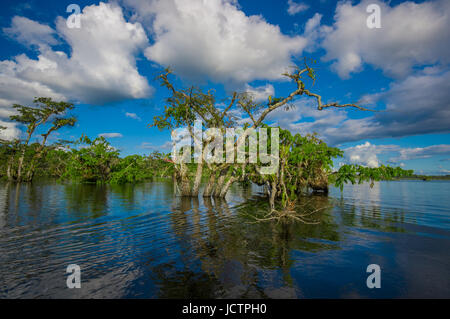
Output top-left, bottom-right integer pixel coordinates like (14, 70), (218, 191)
(64, 183), (109, 219)
(0, 180), (449, 298)
(0, 184), (7, 228)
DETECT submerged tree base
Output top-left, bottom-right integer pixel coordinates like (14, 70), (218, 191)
(245, 196), (332, 225)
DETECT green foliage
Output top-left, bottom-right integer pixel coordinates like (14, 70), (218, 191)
(332, 164), (414, 191)
(63, 135), (120, 183)
(61, 135), (173, 184)
(4, 97), (76, 181)
(10, 97), (75, 141)
(152, 68), (226, 131)
(242, 125), (412, 211)
(247, 127), (342, 193)
(40, 148), (72, 177)
(109, 155), (154, 184)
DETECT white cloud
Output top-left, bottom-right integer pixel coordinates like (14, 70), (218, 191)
(271, 0), (450, 145)
(0, 59), (66, 109)
(270, 69), (450, 145)
(340, 142), (450, 168)
(0, 119), (21, 140)
(3, 16), (58, 48)
(244, 84), (274, 102)
(287, 0), (309, 16)
(390, 144), (450, 162)
(141, 141), (172, 150)
(342, 69), (450, 143)
(342, 142), (398, 167)
(125, 112), (141, 121)
(263, 98), (348, 142)
(303, 13), (329, 53)
(0, 106), (16, 118)
(0, 2), (152, 108)
(128, 0), (307, 84)
(312, 0), (450, 78)
(99, 133), (123, 138)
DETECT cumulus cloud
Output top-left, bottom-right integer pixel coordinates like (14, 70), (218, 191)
(0, 59), (66, 109)
(344, 142), (380, 168)
(368, 69), (450, 136)
(287, 0), (309, 15)
(342, 142), (398, 167)
(0, 119), (21, 140)
(0, 2), (152, 109)
(263, 98), (349, 142)
(244, 84), (274, 102)
(3, 16), (58, 48)
(125, 0), (307, 84)
(389, 144), (450, 162)
(0, 106), (17, 118)
(98, 133), (123, 138)
(269, 68), (450, 145)
(270, 0), (450, 145)
(125, 112), (141, 121)
(312, 0), (450, 78)
(339, 142), (450, 168)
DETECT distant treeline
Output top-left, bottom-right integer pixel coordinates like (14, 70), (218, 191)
(394, 174), (450, 181)
(0, 135), (175, 184)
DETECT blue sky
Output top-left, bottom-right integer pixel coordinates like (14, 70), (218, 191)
(0, 0), (449, 174)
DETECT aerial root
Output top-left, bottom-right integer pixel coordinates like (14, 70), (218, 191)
(248, 205), (331, 225)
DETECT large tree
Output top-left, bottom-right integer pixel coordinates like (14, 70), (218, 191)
(151, 60), (374, 200)
(7, 97), (76, 182)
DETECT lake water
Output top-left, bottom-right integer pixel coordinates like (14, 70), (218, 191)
(0, 180), (449, 298)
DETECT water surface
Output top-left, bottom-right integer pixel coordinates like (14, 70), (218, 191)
(0, 180), (449, 298)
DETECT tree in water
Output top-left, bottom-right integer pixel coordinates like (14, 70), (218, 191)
(6, 97), (76, 182)
(63, 135), (120, 183)
(244, 126), (413, 218)
(151, 60), (374, 200)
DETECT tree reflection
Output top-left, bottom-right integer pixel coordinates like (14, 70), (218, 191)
(334, 183), (409, 233)
(156, 191), (341, 298)
(64, 183), (109, 219)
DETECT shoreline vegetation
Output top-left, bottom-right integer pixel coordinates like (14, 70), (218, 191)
(0, 63), (415, 221)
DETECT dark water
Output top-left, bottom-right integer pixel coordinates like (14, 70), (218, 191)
(0, 180), (449, 298)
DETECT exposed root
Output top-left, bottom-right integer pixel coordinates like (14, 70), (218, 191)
(248, 201), (331, 225)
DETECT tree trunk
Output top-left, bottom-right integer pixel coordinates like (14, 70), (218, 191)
(269, 179), (277, 211)
(179, 162), (191, 196)
(25, 155), (39, 182)
(219, 176), (236, 198)
(25, 169), (34, 182)
(6, 157), (13, 181)
(191, 161), (203, 196)
(203, 171), (216, 197)
(173, 171), (178, 194)
(25, 135), (49, 182)
(16, 149), (26, 182)
(212, 167), (228, 197)
(16, 131), (34, 182)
